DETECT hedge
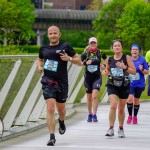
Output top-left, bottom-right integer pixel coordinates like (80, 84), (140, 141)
(0, 45), (146, 56)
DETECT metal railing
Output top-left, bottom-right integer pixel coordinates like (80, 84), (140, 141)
(0, 55), (83, 139)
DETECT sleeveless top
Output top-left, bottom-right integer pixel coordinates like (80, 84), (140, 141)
(107, 54), (130, 87)
(108, 54), (129, 77)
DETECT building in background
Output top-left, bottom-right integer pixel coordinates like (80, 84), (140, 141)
(31, 0), (150, 9)
(31, 0), (43, 9)
(32, 0), (92, 10)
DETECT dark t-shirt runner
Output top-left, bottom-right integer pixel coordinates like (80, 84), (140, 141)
(39, 41), (76, 83)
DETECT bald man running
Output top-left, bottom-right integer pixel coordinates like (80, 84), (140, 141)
(36, 26), (80, 146)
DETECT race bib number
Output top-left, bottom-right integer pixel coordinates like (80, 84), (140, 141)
(44, 59), (58, 72)
(129, 73), (140, 82)
(87, 65), (98, 73)
(111, 68), (124, 77)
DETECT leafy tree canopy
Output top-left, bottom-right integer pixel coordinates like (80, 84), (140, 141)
(93, 0), (150, 51)
(116, 0), (150, 50)
(93, 0), (131, 49)
(0, 0), (36, 45)
(87, 0), (103, 10)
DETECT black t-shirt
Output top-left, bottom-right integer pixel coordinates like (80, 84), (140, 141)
(39, 41), (76, 82)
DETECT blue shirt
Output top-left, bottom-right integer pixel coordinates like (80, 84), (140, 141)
(130, 56), (148, 88)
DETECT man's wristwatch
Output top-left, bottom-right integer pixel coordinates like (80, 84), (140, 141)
(69, 56), (73, 61)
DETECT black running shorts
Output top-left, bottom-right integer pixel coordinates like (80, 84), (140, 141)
(129, 86), (145, 98)
(42, 82), (68, 103)
(84, 77), (102, 93)
(107, 85), (130, 99)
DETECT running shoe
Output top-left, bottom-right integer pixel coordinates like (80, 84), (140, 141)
(58, 119), (66, 135)
(133, 116), (138, 124)
(47, 135), (56, 146)
(127, 116), (132, 124)
(105, 128), (114, 136)
(93, 114), (98, 122)
(87, 114), (93, 122)
(118, 128), (125, 138)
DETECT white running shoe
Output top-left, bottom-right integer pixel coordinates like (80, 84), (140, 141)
(105, 128), (114, 136)
(118, 128), (125, 138)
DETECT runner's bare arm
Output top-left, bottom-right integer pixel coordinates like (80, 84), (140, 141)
(126, 55), (136, 75)
(101, 58), (110, 76)
(36, 58), (43, 73)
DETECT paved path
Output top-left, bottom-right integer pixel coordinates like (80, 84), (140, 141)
(0, 102), (150, 150)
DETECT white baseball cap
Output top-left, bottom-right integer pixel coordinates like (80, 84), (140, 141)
(88, 37), (97, 44)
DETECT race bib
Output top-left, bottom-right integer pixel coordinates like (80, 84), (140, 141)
(87, 65), (98, 73)
(44, 59), (58, 72)
(111, 68), (124, 77)
(129, 73), (140, 82)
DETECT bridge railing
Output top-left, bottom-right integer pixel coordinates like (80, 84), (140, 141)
(0, 55), (83, 134)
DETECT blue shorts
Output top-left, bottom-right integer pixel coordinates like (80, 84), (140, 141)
(129, 86), (145, 98)
(107, 85), (130, 99)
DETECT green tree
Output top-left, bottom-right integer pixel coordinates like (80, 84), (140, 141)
(116, 0), (150, 51)
(93, 0), (150, 50)
(87, 0), (103, 10)
(0, 0), (36, 45)
(93, 0), (131, 49)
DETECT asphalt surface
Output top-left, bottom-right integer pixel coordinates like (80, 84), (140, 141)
(0, 102), (150, 150)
